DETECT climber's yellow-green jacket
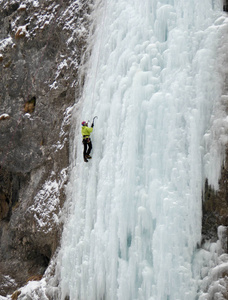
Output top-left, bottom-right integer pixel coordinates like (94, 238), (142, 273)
(81, 125), (93, 139)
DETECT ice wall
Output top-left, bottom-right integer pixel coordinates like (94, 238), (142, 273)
(58, 0), (228, 299)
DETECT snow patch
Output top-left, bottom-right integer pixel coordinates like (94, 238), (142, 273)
(0, 37), (13, 51)
(16, 280), (49, 300)
(28, 168), (68, 233)
(32, 0), (39, 8)
(52, 106), (73, 152)
(15, 25), (29, 38)
(49, 81), (58, 90)
(0, 113), (10, 119)
(18, 3), (26, 10)
(0, 275), (17, 300)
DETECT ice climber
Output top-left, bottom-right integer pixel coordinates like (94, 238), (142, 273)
(81, 121), (93, 162)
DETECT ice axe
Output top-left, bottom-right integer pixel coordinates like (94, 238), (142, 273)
(91, 116), (98, 127)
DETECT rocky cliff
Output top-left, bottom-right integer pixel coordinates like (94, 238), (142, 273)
(0, 0), (92, 296)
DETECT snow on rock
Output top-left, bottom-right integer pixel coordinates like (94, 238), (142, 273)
(9, 280), (49, 300)
(0, 275), (17, 295)
(15, 25), (29, 38)
(52, 106), (74, 152)
(0, 37), (13, 52)
(2, 0), (92, 91)
(28, 168), (68, 233)
(32, 0), (39, 8)
(18, 3), (27, 11)
(0, 113), (10, 120)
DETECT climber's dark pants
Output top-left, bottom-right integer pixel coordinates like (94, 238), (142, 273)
(83, 138), (92, 159)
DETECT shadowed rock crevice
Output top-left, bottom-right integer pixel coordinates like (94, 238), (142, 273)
(224, 0), (228, 12)
(24, 96), (36, 114)
(0, 167), (27, 222)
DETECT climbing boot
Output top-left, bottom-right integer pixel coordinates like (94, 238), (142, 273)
(86, 155), (92, 159)
(84, 157), (88, 162)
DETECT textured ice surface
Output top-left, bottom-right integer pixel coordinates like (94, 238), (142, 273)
(58, 0), (228, 299)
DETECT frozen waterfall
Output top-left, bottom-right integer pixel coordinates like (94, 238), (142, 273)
(58, 0), (228, 299)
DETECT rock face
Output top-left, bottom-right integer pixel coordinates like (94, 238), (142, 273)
(224, 0), (228, 12)
(203, 151), (228, 245)
(0, 0), (92, 296)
